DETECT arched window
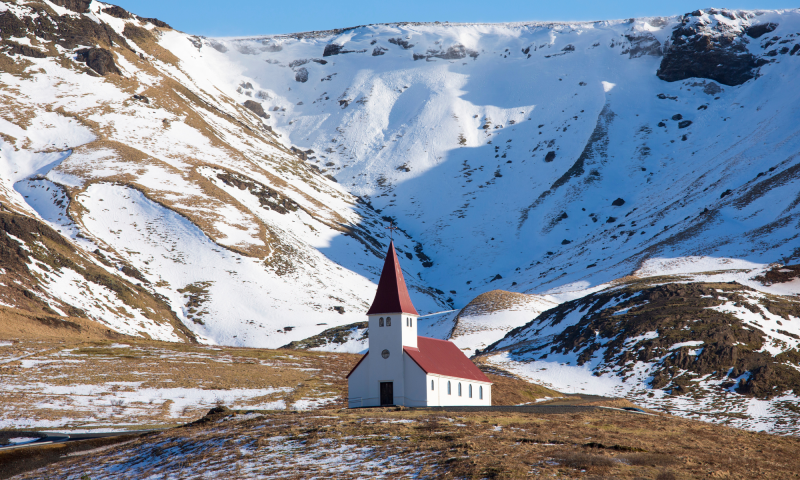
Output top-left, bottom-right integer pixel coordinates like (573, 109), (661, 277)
(431, 379), (434, 390)
(458, 383), (462, 397)
(479, 386), (483, 400)
(447, 381), (451, 395)
(379, 317), (384, 327)
(410, 317), (413, 327)
(469, 385), (473, 398)
(386, 316), (391, 326)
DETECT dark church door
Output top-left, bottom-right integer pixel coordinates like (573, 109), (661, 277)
(380, 382), (393, 406)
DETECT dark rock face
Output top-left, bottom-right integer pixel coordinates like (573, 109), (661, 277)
(745, 22), (778, 38)
(657, 12), (768, 86)
(4, 40), (47, 58)
(322, 43), (365, 57)
(611, 198), (625, 206)
(372, 46), (387, 56)
(1, 8), (132, 51)
(75, 48), (121, 76)
(0, 11), (28, 39)
(294, 67), (308, 83)
(388, 38), (414, 49)
(623, 33), (662, 58)
(50, 0), (92, 13)
(323, 44), (342, 56)
(138, 17), (171, 29)
(544, 151), (556, 162)
(102, 6), (131, 19)
(243, 100), (268, 118)
(413, 44), (479, 61)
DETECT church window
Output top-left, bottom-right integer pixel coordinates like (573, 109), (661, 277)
(381, 349), (390, 359)
(479, 386), (483, 400)
(431, 379), (434, 390)
(410, 317), (413, 327)
(386, 317), (391, 326)
(379, 317), (384, 327)
(458, 383), (462, 396)
(447, 381), (451, 395)
(469, 384), (473, 398)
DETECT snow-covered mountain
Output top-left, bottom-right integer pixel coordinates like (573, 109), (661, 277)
(1, 1), (799, 353)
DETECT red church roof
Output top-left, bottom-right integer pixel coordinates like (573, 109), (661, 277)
(366, 241), (419, 316)
(404, 337), (492, 383)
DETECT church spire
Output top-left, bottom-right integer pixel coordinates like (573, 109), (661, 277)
(366, 241), (419, 316)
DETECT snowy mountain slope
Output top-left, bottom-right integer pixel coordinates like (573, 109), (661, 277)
(481, 276), (800, 434)
(0, 0), (444, 347)
(1, 1), (800, 351)
(189, 8), (800, 305)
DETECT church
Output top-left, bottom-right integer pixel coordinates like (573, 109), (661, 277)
(347, 241), (492, 407)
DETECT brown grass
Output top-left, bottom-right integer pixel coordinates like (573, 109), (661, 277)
(11, 407), (800, 479)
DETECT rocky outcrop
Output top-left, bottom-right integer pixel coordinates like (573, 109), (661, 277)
(1, 7), (131, 50)
(657, 10), (767, 86)
(294, 67), (309, 83)
(322, 44), (365, 57)
(76, 48), (121, 76)
(413, 44), (479, 61)
(3, 40), (47, 58)
(486, 282), (800, 400)
(243, 100), (269, 118)
(138, 17), (171, 29)
(50, 0), (91, 13)
(102, 6), (132, 19)
(623, 33), (662, 58)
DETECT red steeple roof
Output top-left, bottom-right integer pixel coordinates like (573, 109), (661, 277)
(366, 241), (419, 316)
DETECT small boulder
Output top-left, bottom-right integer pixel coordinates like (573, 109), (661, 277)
(678, 120), (692, 129)
(544, 151), (556, 162)
(671, 114), (683, 121)
(611, 198), (625, 206)
(243, 100), (268, 118)
(75, 48), (121, 76)
(294, 67), (308, 83)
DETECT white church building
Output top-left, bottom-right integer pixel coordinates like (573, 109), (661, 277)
(347, 241), (492, 407)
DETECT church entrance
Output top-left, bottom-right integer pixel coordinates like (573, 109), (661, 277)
(380, 382), (393, 406)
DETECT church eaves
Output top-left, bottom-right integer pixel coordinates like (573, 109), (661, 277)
(366, 241), (419, 316)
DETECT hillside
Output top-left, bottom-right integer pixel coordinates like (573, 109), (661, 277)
(481, 271), (800, 435)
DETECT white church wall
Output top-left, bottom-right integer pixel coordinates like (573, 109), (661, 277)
(347, 357), (371, 408)
(402, 353), (429, 407)
(429, 374), (492, 406)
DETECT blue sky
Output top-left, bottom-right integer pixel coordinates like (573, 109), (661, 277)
(113, 1), (798, 36)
